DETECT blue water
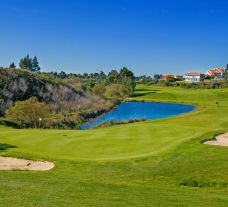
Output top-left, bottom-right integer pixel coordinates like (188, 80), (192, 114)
(81, 102), (195, 130)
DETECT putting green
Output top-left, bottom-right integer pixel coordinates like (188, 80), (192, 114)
(0, 85), (228, 207)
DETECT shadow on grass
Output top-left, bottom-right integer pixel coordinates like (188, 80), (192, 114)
(0, 119), (19, 128)
(135, 88), (161, 92)
(0, 143), (16, 153)
(179, 178), (228, 188)
(132, 91), (158, 97)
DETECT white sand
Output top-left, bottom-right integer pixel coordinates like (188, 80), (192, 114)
(0, 156), (54, 171)
(204, 133), (228, 147)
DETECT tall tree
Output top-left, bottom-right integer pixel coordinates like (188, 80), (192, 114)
(19, 55), (40, 72)
(154, 74), (161, 80)
(108, 70), (119, 83)
(32, 56), (40, 72)
(19, 55), (33, 71)
(99, 71), (107, 80)
(119, 67), (134, 80)
(119, 67), (136, 95)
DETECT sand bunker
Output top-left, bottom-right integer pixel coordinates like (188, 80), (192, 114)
(204, 133), (228, 147)
(0, 156), (54, 171)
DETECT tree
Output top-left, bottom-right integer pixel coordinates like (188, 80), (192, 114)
(154, 74), (161, 80)
(119, 67), (134, 80)
(122, 76), (135, 95)
(5, 97), (50, 128)
(19, 55), (40, 72)
(32, 56), (40, 72)
(19, 55), (33, 71)
(58, 71), (67, 79)
(9, 62), (16, 69)
(119, 67), (136, 95)
(99, 71), (107, 81)
(108, 70), (119, 83)
(83, 73), (89, 78)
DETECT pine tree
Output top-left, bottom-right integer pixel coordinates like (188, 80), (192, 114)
(19, 55), (40, 72)
(19, 55), (33, 70)
(32, 56), (40, 72)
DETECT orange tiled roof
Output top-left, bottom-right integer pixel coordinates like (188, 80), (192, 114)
(206, 68), (224, 76)
(186, 72), (200, 75)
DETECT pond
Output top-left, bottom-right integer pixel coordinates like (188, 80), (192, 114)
(81, 102), (195, 130)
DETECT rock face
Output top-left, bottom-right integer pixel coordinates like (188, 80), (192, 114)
(204, 133), (228, 147)
(0, 157), (54, 171)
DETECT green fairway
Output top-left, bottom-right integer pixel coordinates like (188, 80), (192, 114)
(0, 85), (228, 207)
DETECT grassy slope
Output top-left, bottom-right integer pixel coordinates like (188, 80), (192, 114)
(0, 85), (228, 206)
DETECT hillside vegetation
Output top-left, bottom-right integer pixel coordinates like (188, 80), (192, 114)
(0, 68), (113, 128)
(0, 65), (137, 129)
(0, 85), (228, 206)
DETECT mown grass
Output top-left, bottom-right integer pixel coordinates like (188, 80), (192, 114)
(0, 85), (228, 206)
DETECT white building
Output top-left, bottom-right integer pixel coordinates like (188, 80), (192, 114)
(184, 72), (205, 83)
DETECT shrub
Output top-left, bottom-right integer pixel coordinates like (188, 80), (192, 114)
(92, 83), (106, 97)
(5, 97), (50, 128)
(104, 84), (129, 98)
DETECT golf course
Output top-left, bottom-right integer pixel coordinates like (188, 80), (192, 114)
(0, 85), (228, 207)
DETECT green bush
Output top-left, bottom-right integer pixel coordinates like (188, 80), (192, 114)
(5, 97), (50, 128)
(104, 84), (129, 98)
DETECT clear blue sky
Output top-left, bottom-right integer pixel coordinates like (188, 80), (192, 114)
(1, 0), (228, 76)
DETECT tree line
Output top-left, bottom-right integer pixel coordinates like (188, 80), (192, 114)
(8, 54), (41, 72)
